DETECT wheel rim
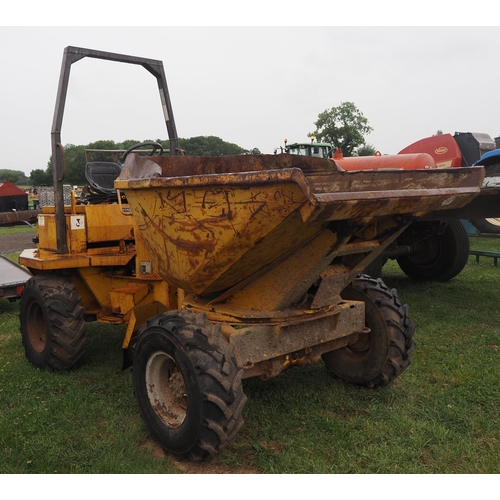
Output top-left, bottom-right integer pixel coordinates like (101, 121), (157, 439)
(327, 283), (389, 379)
(408, 235), (441, 266)
(26, 300), (47, 353)
(485, 218), (500, 227)
(145, 351), (187, 429)
(336, 332), (371, 362)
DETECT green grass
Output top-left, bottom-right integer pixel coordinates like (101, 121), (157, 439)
(2, 234), (500, 473)
(0, 225), (36, 236)
(0, 317), (177, 474)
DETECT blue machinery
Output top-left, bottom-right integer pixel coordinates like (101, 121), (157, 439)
(462, 220), (500, 266)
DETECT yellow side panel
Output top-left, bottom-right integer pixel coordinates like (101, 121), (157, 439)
(37, 214), (58, 252)
(67, 214), (87, 253)
(19, 248), (90, 270)
(110, 284), (149, 315)
(85, 204), (135, 243)
(37, 213), (88, 254)
(90, 255), (134, 267)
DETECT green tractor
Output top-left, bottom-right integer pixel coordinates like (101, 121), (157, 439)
(275, 137), (333, 159)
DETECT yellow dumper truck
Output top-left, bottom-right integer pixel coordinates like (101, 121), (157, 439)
(18, 47), (484, 460)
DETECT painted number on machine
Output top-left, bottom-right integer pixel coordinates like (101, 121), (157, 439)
(71, 215), (85, 230)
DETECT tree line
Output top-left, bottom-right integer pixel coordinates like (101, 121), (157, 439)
(4, 102), (378, 187)
(28, 136), (262, 187)
(0, 169), (31, 185)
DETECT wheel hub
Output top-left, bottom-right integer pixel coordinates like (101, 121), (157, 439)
(145, 351), (187, 429)
(339, 332), (371, 362)
(27, 301), (47, 353)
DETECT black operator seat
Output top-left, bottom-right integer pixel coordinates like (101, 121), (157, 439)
(85, 161), (122, 196)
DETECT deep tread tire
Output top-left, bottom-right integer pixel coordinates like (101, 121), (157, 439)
(133, 310), (247, 461)
(397, 219), (469, 281)
(19, 275), (87, 371)
(322, 275), (415, 388)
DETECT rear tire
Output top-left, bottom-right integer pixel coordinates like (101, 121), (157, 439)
(133, 310), (247, 461)
(322, 275), (415, 388)
(469, 218), (500, 235)
(19, 275), (87, 371)
(397, 220), (469, 281)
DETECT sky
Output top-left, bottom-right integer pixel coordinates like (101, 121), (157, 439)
(1, 22), (500, 177)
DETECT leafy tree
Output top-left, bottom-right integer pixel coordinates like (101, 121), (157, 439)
(355, 144), (377, 156)
(0, 171), (17, 183)
(122, 139), (147, 152)
(178, 136), (248, 156)
(0, 169), (29, 185)
(40, 136), (255, 187)
(309, 102), (373, 157)
(30, 169), (52, 186)
(45, 140), (141, 186)
(84, 140), (131, 164)
(60, 144), (87, 185)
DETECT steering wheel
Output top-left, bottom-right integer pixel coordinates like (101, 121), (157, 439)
(122, 141), (164, 162)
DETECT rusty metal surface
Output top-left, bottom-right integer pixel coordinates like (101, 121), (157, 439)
(117, 155), (314, 295)
(239, 336), (353, 380)
(119, 152), (330, 179)
(115, 153), (483, 298)
(421, 186), (500, 220)
(299, 163), (484, 222)
(220, 299), (366, 379)
(0, 210), (40, 226)
(117, 154), (483, 218)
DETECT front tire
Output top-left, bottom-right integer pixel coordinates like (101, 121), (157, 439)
(133, 310), (247, 461)
(19, 275), (87, 371)
(322, 275), (415, 388)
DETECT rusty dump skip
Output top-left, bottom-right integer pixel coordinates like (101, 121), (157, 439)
(115, 153), (483, 296)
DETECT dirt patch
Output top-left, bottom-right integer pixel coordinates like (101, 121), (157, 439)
(143, 439), (259, 474)
(172, 457), (258, 475)
(0, 232), (36, 254)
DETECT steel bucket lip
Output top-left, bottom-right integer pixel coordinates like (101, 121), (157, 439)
(115, 155), (484, 218)
(115, 151), (484, 189)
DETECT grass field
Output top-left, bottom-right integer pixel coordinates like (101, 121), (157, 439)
(1, 227), (500, 475)
(0, 225), (37, 236)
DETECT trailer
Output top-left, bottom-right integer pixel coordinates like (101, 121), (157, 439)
(359, 132), (500, 281)
(0, 255), (31, 301)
